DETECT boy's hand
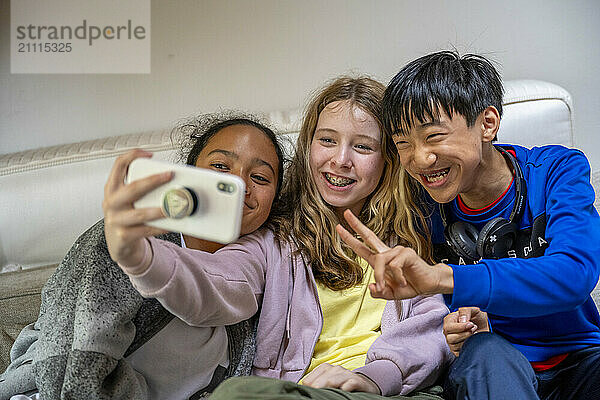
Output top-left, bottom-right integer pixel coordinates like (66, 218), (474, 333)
(337, 209), (454, 300)
(443, 307), (490, 356)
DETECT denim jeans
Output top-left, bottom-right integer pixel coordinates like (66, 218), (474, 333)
(444, 332), (600, 400)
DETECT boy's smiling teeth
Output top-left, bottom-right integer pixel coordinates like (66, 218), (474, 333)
(422, 168), (450, 183)
(324, 172), (355, 187)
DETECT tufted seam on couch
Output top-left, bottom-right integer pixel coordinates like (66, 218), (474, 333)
(0, 129), (176, 176)
(266, 108), (302, 134)
(0, 109), (305, 177)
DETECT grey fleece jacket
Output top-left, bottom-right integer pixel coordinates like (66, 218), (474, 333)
(0, 220), (256, 400)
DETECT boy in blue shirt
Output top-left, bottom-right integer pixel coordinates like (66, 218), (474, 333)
(338, 51), (600, 399)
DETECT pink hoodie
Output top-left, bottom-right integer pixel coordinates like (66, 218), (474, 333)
(127, 228), (453, 396)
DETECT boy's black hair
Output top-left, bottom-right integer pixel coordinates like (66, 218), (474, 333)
(382, 51), (504, 137)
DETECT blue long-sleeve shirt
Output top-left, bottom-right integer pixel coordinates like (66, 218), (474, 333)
(432, 144), (600, 362)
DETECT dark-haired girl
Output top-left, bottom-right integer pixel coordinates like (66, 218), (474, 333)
(0, 114), (285, 400)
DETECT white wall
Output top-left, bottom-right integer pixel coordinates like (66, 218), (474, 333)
(1, 0), (599, 169)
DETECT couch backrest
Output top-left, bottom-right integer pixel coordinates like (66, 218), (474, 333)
(498, 80), (573, 147)
(0, 80), (591, 272)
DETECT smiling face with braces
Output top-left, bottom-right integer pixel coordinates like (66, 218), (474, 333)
(309, 100), (385, 217)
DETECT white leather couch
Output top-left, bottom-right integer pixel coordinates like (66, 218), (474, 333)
(0, 80), (599, 371)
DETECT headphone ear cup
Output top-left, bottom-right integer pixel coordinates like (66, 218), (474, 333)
(476, 217), (517, 258)
(445, 221), (480, 261)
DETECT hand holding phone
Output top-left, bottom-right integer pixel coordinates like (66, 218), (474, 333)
(126, 158), (245, 243)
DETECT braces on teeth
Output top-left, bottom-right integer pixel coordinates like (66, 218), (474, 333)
(326, 173), (354, 186)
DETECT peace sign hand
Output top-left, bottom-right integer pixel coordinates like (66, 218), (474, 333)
(336, 209), (454, 300)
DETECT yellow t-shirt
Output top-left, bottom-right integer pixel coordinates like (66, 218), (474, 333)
(302, 258), (387, 378)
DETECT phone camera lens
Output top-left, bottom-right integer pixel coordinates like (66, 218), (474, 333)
(218, 182), (236, 193)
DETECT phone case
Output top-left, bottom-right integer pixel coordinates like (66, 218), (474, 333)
(126, 158), (245, 243)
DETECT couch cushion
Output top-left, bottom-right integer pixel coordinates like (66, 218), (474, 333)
(0, 131), (178, 272)
(0, 264), (56, 372)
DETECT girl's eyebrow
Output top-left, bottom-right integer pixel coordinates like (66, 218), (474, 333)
(354, 134), (380, 143)
(207, 149), (237, 158)
(251, 158), (276, 175)
(315, 127), (337, 134)
(208, 149), (276, 175)
(315, 128), (379, 143)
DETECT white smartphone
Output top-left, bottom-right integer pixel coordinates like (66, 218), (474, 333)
(126, 158), (245, 243)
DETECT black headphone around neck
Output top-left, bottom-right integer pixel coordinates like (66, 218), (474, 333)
(440, 146), (527, 262)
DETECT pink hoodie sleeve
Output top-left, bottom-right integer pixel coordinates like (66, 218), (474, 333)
(355, 294), (453, 396)
(126, 230), (273, 327)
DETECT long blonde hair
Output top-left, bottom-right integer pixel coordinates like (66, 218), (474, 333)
(274, 76), (431, 290)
